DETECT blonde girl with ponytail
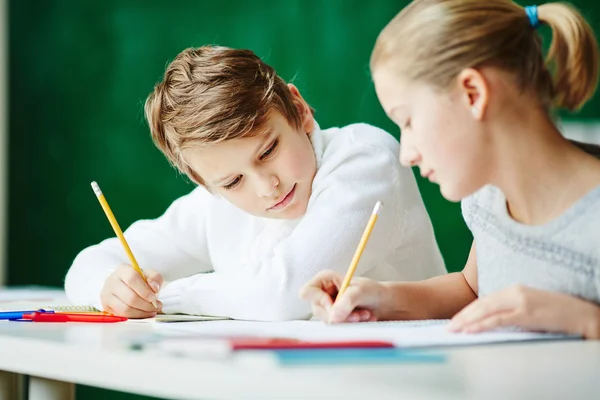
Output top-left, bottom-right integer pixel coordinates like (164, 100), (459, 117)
(301, 0), (600, 339)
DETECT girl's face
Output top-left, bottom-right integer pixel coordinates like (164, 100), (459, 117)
(185, 87), (317, 220)
(373, 66), (492, 202)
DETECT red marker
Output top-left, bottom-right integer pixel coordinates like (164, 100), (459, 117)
(22, 312), (127, 323)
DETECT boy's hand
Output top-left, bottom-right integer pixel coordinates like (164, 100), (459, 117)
(448, 285), (600, 339)
(299, 270), (390, 323)
(100, 265), (163, 318)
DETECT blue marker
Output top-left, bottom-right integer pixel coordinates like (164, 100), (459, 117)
(0, 310), (53, 320)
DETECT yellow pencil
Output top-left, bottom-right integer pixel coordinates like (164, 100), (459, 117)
(336, 201), (383, 299)
(91, 181), (158, 309)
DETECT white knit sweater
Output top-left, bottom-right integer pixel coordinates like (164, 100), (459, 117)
(64, 121), (446, 321)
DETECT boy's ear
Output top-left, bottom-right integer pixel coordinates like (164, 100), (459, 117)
(287, 83), (314, 134)
(456, 68), (489, 120)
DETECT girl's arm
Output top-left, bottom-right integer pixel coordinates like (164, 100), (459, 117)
(448, 283), (600, 339)
(382, 242), (478, 320)
(300, 242), (478, 323)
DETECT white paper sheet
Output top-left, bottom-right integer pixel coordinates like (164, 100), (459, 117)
(0, 286), (66, 302)
(128, 314), (231, 323)
(155, 319), (576, 348)
(0, 286), (72, 311)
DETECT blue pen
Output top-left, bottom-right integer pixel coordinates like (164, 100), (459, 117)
(0, 310), (53, 320)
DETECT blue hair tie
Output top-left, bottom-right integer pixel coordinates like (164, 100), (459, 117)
(525, 5), (540, 29)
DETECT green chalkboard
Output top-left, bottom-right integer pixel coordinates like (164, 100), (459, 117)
(8, 1), (599, 399)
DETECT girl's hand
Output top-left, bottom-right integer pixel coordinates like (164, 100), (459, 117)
(100, 265), (163, 318)
(448, 285), (600, 339)
(299, 270), (391, 323)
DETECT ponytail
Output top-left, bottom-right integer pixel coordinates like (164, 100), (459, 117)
(539, 2), (599, 111)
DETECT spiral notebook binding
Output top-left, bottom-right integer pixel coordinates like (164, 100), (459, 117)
(44, 305), (100, 312)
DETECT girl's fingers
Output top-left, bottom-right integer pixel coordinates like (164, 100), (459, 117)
(450, 292), (514, 331)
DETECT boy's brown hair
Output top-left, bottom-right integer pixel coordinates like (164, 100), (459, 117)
(144, 46), (307, 185)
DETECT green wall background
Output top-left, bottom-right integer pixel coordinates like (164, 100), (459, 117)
(7, 1), (599, 399)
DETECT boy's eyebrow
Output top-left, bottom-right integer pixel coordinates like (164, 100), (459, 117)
(211, 129), (275, 186)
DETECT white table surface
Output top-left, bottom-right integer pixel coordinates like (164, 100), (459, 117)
(0, 319), (599, 400)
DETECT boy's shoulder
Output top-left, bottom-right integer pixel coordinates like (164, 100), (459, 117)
(320, 122), (399, 158)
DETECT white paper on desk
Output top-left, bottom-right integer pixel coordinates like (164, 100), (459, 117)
(128, 314), (231, 323)
(0, 286), (66, 303)
(156, 319), (577, 347)
(0, 286), (71, 311)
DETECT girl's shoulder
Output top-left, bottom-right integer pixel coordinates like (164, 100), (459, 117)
(460, 185), (501, 228)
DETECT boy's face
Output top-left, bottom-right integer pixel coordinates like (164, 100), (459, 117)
(186, 88), (317, 219)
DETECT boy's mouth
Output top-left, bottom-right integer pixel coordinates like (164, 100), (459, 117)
(268, 184), (297, 211)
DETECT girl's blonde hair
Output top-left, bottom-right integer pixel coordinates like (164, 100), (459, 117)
(371, 0), (599, 112)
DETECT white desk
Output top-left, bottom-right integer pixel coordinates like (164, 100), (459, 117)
(0, 320), (599, 400)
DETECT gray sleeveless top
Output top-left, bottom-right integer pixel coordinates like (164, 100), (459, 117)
(461, 184), (600, 302)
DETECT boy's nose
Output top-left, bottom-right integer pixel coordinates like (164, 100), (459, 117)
(257, 173), (280, 197)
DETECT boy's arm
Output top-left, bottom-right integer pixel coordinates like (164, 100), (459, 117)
(159, 130), (434, 321)
(64, 187), (213, 310)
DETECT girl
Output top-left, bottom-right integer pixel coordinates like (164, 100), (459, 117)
(64, 46), (446, 321)
(301, 0), (600, 338)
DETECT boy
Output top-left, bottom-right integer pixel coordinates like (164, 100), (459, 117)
(65, 46), (445, 321)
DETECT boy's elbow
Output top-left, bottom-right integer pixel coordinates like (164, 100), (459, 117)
(63, 250), (111, 308)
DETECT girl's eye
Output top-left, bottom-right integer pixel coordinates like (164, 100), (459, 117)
(224, 176), (241, 190)
(260, 139), (278, 160)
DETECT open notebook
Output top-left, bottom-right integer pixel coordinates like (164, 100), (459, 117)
(134, 314), (230, 323)
(152, 319), (578, 348)
(0, 286), (228, 322)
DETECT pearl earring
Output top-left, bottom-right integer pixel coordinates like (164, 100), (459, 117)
(472, 107), (479, 117)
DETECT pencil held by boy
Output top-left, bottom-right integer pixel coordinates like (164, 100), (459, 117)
(301, 0), (600, 338)
(64, 46), (446, 320)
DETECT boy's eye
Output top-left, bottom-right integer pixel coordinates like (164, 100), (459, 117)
(260, 139), (278, 160)
(224, 176), (241, 190)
